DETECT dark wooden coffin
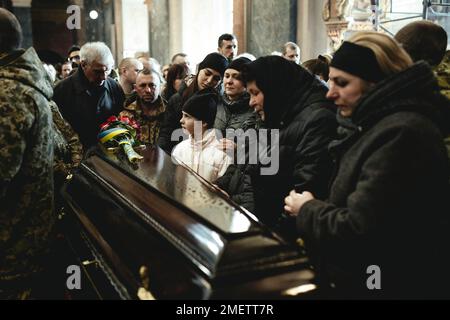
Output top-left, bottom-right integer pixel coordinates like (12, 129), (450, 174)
(60, 145), (317, 299)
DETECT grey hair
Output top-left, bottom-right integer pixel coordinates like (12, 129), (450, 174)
(282, 41), (300, 55)
(80, 42), (114, 69)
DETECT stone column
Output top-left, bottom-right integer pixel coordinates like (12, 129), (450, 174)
(168, 0), (183, 59)
(102, 0), (114, 53)
(113, 0), (123, 62)
(10, 0), (33, 49)
(297, 0), (328, 60)
(247, 0), (296, 57)
(233, 0), (247, 54)
(146, 0), (170, 65)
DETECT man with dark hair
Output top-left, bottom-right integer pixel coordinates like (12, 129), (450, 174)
(0, 8), (57, 299)
(394, 20), (448, 98)
(395, 21), (450, 164)
(218, 33), (238, 61)
(68, 44), (80, 68)
(394, 20), (447, 67)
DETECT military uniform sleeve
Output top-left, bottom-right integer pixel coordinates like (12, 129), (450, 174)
(0, 96), (34, 198)
(49, 100), (83, 171)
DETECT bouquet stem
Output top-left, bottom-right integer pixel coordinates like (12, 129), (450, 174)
(121, 141), (143, 163)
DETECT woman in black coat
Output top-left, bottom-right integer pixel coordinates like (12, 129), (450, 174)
(239, 56), (338, 227)
(284, 31), (450, 298)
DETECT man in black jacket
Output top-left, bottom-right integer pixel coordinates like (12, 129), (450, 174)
(54, 42), (124, 150)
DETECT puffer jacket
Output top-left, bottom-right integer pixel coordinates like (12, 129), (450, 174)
(171, 129), (232, 182)
(214, 93), (255, 134)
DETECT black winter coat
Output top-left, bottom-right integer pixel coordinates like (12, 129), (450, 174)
(53, 68), (124, 149)
(297, 62), (450, 298)
(157, 81), (189, 153)
(241, 56), (338, 226)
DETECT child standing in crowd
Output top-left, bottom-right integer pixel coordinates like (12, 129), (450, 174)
(172, 88), (232, 182)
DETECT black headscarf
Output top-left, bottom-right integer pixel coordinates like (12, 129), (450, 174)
(241, 55), (319, 128)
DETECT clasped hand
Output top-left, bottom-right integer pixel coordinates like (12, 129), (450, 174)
(284, 190), (314, 216)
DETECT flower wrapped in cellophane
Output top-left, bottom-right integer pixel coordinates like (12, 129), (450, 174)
(98, 116), (144, 163)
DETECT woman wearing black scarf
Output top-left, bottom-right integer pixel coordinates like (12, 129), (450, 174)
(284, 31), (450, 298)
(239, 55), (337, 227)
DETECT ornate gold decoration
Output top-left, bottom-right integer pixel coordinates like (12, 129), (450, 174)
(137, 265), (156, 300)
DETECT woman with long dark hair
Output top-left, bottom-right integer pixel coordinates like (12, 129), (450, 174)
(161, 63), (190, 102)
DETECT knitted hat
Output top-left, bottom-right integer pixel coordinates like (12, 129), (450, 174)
(182, 88), (219, 127)
(227, 57), (251, 72)
(331, 41), (386, 83)
(198, 52), (229, 76)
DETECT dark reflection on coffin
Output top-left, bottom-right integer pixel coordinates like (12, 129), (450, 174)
(61, 145), (317, 299)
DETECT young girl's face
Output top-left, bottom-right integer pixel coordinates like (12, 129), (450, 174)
(180, 111), (195, 136)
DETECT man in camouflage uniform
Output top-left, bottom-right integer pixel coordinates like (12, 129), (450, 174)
(0, 9), (56, 299)
(436, 51), (450, 162)
(395, 21), (450, 168)
(120, 68), (166, 145)
(436, 50), (450, 100)
(51, 100), (83, 185)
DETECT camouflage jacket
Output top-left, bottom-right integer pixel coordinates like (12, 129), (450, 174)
(50, 100), (83, 181)
(0, 48), (56, 282)
(435, 51), (450, 163)
(119, 96), (166, 145)
(435, 50), (450, 100)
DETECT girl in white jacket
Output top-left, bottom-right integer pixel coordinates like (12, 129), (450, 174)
(172, 88), (232, 182)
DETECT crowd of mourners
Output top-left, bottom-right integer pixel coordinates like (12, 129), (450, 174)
(1, 6), (450, 299)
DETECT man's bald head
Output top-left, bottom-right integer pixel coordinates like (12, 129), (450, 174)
(0, 8), (22, 53)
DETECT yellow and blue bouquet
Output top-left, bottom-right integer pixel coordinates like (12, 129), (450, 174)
(98, 116), (144, 163)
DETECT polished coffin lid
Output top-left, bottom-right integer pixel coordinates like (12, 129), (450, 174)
(61, 146), (316, 299)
